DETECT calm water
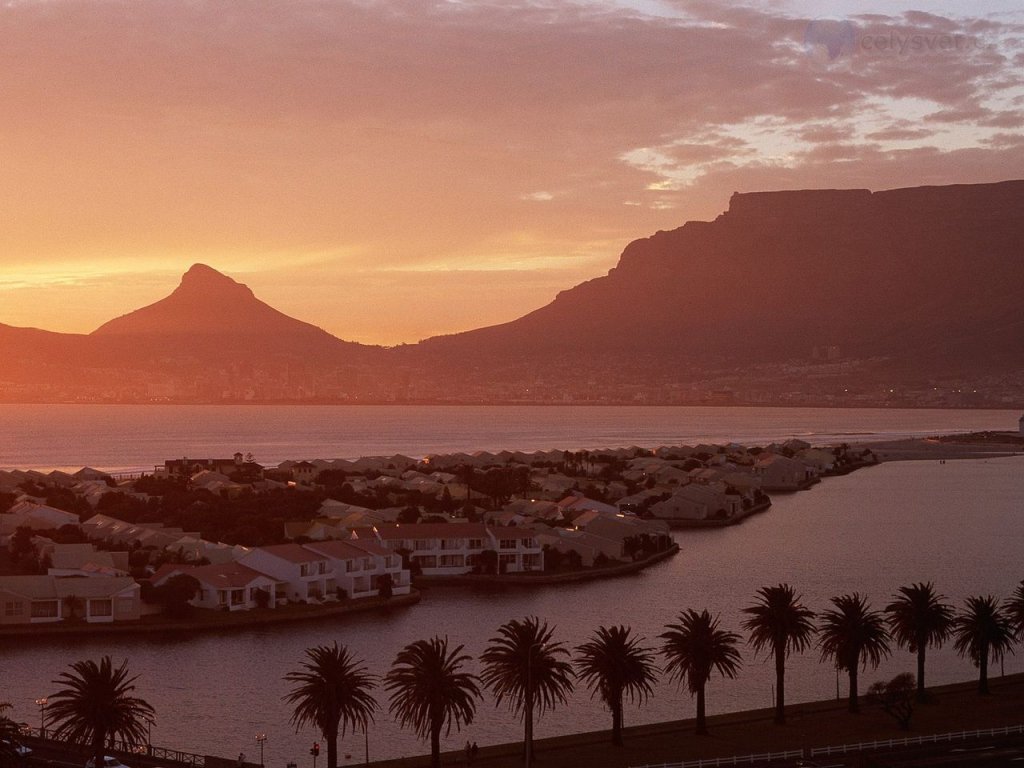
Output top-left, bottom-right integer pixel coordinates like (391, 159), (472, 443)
(1, 406), (1022, 763)
(0, 404), (1019, 472)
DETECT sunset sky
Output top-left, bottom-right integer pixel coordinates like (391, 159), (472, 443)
(1, 0), (1022, 345)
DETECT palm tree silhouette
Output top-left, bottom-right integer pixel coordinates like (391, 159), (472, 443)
(1004, 580), (1024, 640)
(385, 637), (481, 768)
(885, 582), (954, 701)
(660, 609), (742, 735)
(1, 702), (23, 766)
(283, 643), (378, 768)
(742, 584), (816, 724)
(952, 595), (1015, 695)
(480, 617), (574, 768)
(47, 657), (155, 768)
(575, 625), (658, 745)
(818, 593), (891, 713)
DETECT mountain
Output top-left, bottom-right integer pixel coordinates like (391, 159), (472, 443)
(91, 263), (369, 363)
(418, 180), (1024, 374)
(1, 180), (1021, 403)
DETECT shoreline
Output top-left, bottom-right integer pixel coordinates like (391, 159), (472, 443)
(0, 590), (421, 640)
(364, 672), (1024, 767)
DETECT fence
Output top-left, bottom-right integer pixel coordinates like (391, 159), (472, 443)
(22, 727), (205, 768)
(810, 723), (1024, 757)
(631, 749), (803, 768)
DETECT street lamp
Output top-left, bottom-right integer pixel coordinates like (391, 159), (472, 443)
(255, 733), (267, 767)
(34, 698), (47, 739)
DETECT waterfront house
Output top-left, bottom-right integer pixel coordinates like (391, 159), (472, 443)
(0, 575), (141, 625)
(0, 500), (80, 540)
(369, 522), (543, 576)
(239, 544), (333, 603)
(753, 454), (818, 491)
(152, 562), (277, 612)
(649, 483), (742, 522)
(302, 539), (411, 598)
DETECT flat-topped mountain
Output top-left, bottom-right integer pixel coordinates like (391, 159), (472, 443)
(419, 180), (1024, 373)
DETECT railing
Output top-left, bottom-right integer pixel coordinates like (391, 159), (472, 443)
(21, 727), (206, 767)
(810, 724), (1024, 757)
(631, 749), (803, 768)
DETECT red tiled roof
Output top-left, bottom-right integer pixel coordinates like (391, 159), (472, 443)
(257, 543), (327, 564)
(376, 522), (489, 540)
(188, 562), (271, 589)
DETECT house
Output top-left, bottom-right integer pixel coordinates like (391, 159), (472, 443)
(156, 454), (264, 482)
(303, 539), (411, 598)
(0, 575), (141, 625)
(152, 562), (278, 612)
(239, 544), (333, 603)
(650, 483), (742, 522)
(43, 543), (130, 577)
(753, 454), (818, 491)
(0, 500), (81, 541)
(370, 523), (543, 576)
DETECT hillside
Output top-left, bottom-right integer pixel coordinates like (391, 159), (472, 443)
(418, 180), (1024, 373)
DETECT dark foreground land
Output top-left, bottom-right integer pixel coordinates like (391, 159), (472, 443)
(367, 674), (1024, 768)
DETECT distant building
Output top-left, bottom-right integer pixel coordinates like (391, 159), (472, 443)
(1019, 414), (1024, 436)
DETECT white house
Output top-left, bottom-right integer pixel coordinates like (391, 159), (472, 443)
(650, 483), (742, 522)
(752, 454), (818, 491)
(240, 544), (333, 603)
(0, 575), (141, 625)
(153, 562), (278, 612)
(371, 522), (543, 576)
(303, 539), (410, 598)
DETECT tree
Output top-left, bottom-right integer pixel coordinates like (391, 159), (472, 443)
(480, 617), (574, 768)
(1, 702), (22, 767)
(818, 593), (891, 713)
(155, 574), (201, 618)
(47, 657), (155, 768)
(284, 643), (378, 768)
(660, 610), (742, 735)
(575, 625), (658, 746)
(952, 595), (1015, 695)
(385, 637), (481, 768)
(1004, 580), (1024, 640)
(885, 582), (954, 701)
(742, 584), (816, 725)
(866, 673), (916, 731)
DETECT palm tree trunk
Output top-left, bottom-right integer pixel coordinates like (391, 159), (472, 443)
(430, 720), (442, 768)
(848, 664), (859, 714)
(611, 696), (623, 746)
(695, 684), (707, 735)
(326, 725), (338, 768)
(979, 643), (989, 695)
(774, 646), (786, 725)
(917, 644), (927, 702)
(524, 699), (534, 768)
(93, 728), (106, 768)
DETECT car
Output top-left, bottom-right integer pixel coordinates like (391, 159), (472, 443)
(1, 740), (32, 758)
(85, 757), (132, 768)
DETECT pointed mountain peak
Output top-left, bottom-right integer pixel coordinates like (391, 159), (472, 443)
(176, 263), (254, 299)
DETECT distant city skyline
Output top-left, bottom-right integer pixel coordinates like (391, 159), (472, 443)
(2, 0), (1022, 344)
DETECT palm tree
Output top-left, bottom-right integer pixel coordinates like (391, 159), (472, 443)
(818, 593), (891, 713)
(885, 582), (954, 701)
(1004, 580), (1024, 639)
(47, 657), (155, 768)
(953, 595), (1015, 695)
(284, 643), (378, 768)
(480, 617), (574, 768)
(575, 625), (658, 746)
(660, 610), (742, 735)
(1, 703), (22, 768)
(741, 584), (816, 724)
(385, 637), (481, 768)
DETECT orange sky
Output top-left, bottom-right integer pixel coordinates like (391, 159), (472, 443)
(1, 1), (1022, 345)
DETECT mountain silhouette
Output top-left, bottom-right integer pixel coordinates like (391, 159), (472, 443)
(1, 179), (1021, 402)
(418, 180), (1024, 374)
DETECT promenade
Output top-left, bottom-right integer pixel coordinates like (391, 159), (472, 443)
(365, 674), (1024, 768)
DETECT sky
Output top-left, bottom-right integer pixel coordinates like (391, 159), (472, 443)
(1, 0), (1022, 345)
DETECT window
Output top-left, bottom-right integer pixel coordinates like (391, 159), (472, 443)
(31, 600), (59, 618)
(499, 539), (517, 549)
(467, 538), (484, 549)
(3, 601), (23, 617)
(299, 564), (310, 577)
(90, 599), (113, 617)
